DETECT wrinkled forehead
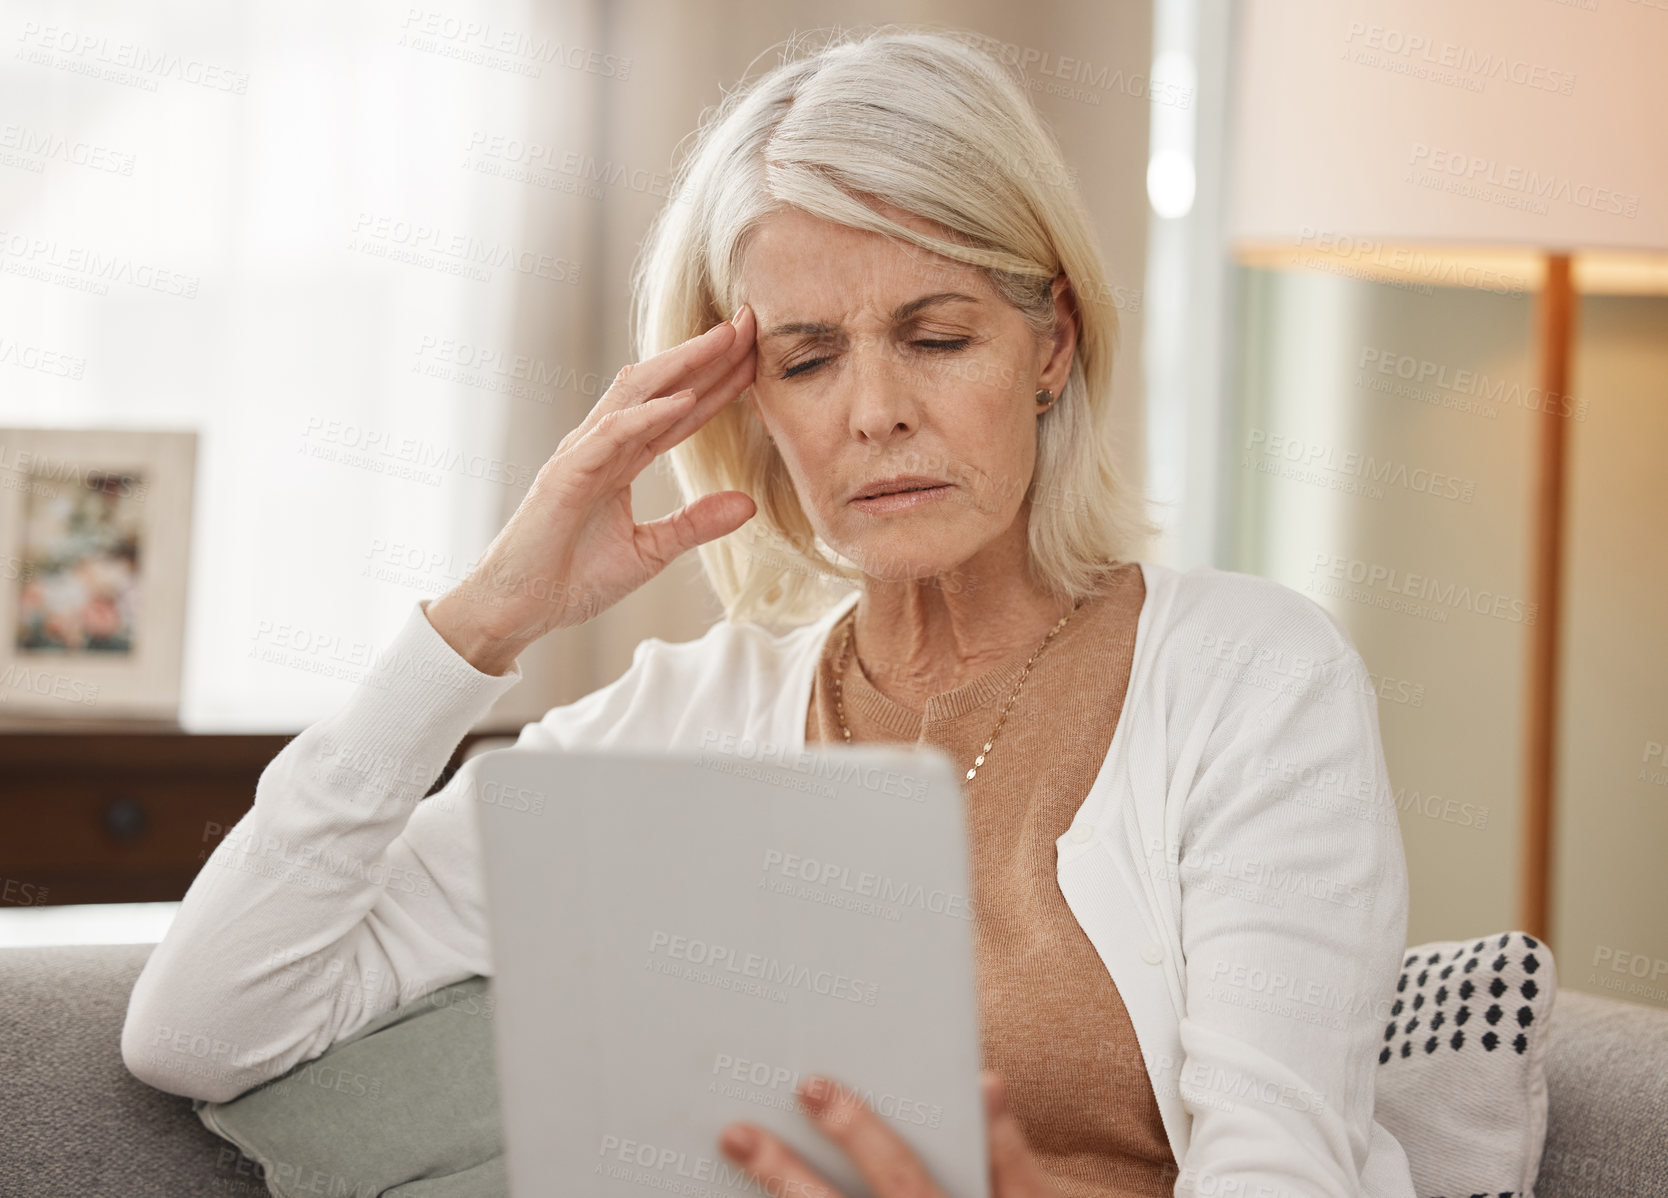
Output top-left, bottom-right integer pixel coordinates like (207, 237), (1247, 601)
(734, 206), (998, 330)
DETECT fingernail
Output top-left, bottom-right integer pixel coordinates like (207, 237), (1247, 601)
(800, 1074), (832, 1111)
(731, 303), (750, 328)
(719, 1125), (758, 1162)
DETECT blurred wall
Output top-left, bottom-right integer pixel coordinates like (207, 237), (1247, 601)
(1233, 269), (1536, 947)
(1552, 295), (1668, 1011)
(1232, 272), (1668, 1010)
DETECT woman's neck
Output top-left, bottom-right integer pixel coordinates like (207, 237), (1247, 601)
(846, 563), (1082, 711)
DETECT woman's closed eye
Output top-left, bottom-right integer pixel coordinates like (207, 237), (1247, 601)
(778, 337), (973, 380)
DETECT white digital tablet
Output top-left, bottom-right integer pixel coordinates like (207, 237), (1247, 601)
(472, 741), (990, 1198)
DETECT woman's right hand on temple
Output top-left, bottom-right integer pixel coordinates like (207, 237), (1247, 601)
(426, 305), (759, 674)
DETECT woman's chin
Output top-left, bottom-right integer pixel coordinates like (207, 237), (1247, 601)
(834, 540), (978, 588)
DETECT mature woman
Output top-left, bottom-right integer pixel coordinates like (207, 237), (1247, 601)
(124, 26), (1417, 1198)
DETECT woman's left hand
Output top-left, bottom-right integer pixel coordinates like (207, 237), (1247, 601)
(717, 1069), (1065, 1197)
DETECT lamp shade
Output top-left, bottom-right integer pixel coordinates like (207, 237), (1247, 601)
(1228, 0), (1667, 254)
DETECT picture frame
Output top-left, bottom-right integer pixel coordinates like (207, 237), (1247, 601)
(0, 428), (196, 721)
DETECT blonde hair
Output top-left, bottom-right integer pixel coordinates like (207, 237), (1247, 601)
(631, 24), (1157, 627)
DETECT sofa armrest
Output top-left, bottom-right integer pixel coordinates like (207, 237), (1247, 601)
(0, 943), (266, 1197)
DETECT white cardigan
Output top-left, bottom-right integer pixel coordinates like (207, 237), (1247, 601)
(123, 559), (1417, 1197)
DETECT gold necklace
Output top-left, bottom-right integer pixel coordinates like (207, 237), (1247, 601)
(830, 601), (1082, 783)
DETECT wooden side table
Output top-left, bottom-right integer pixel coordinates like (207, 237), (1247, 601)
(0, 723), (518, 907)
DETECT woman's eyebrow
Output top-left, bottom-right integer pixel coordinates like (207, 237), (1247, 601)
(758, 291), (983, 342)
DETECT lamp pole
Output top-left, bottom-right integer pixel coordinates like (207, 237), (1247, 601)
(1522, 252), (1574, 944)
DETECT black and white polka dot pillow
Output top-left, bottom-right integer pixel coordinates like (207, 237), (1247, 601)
(1372, 931), (1556, 1198)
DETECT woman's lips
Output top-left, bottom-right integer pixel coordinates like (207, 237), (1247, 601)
(848, 484), (952, 513)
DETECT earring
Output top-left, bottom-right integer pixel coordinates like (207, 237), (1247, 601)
(1035, 388), (1056, 410)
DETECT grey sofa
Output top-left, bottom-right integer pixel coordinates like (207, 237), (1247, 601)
(2, 943), (1665, 1197)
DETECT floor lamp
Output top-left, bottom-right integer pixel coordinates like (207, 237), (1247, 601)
(1224, 0), (1667, 942)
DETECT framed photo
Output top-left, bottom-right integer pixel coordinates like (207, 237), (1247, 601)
(0, 428), (196, 720)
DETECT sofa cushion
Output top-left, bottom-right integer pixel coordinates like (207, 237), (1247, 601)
(1374, 930), (1554, 1198)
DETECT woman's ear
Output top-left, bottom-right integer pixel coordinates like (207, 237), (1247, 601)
(1037, 273), (1078, 399)
(745, 389), (775, 443)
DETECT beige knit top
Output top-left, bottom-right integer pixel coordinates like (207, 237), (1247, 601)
(803, 560), (1178, 1198)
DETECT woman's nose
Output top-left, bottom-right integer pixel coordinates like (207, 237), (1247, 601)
(845, 354), (919, 447)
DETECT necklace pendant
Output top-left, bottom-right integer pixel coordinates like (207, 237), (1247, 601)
(965, 767), (978, 781)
